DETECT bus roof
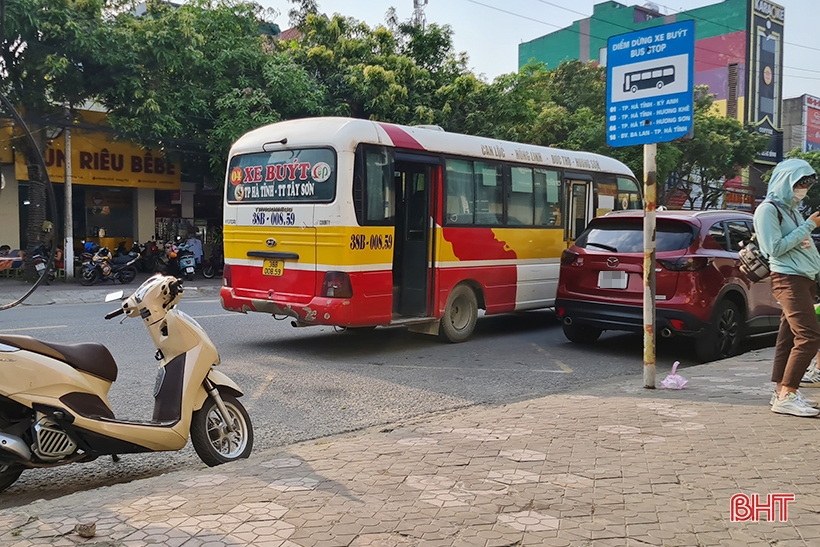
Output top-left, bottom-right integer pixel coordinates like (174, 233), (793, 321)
(230, 117), (635, 178)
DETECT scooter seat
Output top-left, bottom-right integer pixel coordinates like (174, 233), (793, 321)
(0, 335), (118, 383)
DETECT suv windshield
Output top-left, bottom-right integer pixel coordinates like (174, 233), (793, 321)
(575, 219), (697, 253)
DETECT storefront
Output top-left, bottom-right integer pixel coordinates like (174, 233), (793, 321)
(7, 110), (185, 255)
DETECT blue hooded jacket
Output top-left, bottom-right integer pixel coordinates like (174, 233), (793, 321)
(752, 158), (820, 281)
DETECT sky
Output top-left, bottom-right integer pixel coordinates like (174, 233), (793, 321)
(260, 0), (820, 101)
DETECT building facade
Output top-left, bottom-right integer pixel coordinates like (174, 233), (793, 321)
(783, 94), (820, 154)
(519, 0), (786, 207)
(0, 108), (222, 261)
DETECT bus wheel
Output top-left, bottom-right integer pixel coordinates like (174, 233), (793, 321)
(656, 81), (664, 89)
(631, 85), (638, 93)
(439, 284), (478, 343)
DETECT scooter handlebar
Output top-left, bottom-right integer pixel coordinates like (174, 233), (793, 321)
(105, 307), (125, 320)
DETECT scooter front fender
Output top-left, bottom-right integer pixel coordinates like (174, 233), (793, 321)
(193, 369), (244, 411)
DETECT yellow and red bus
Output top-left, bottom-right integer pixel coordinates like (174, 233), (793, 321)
(220, 117), (641, 342)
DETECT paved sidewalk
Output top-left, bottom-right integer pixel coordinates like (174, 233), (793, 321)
(2, 346), (819, 546)
(0, 273), (222, 306)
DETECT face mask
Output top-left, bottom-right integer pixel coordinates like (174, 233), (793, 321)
(794, 188), (808, 201)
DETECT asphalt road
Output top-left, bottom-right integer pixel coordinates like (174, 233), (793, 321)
(0, 295), (776, 509)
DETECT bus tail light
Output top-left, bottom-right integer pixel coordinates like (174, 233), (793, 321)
(321, 271), (353, 298)
(223, 264), (232, 287)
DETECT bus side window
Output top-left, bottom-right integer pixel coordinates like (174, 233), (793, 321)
(474, 161), (502, 225)
(616, 177), (642, 210)
(535, 168), (562, 227)
(354, 146), (394, 225)
(508, 167), (534, 225)
(445, 159), (474, 225)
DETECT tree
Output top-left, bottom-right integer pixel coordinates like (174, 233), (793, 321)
(456, 60), (681, 192)
(772, 149), (820, 213)
(282, 12), (472, 126)
(99, 0), (322, 177)
(665, 88), (767, 209)
(287, 0), (319, 28)
(1, 0), (110, 277)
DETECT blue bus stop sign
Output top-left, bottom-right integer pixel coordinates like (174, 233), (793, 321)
(606, 20), (695, 148)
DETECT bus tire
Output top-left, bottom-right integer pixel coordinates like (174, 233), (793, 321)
(656, 81), (664, 89)
(439, 284), (478, 343)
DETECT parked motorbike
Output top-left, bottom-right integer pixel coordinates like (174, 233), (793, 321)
(202, 244), (223, 280)
(31, 243), (58, 284)
(177, 244), (197, 281)
(0, 274), (254, 493)
(80, 246), (139, 286)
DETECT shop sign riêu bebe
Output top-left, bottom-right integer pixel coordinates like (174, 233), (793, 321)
(14, 130), (181, 190)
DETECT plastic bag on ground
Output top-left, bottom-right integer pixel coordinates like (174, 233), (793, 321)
(661, 361), (688, 389)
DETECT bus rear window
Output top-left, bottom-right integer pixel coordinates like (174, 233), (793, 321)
(226, 148), (336, 203)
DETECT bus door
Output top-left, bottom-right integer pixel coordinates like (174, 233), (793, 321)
(566, 175), (593, 245)
(393, 155), (437, 317)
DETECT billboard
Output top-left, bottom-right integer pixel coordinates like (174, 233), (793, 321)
(806, 95), (820, 152)
(746, 0), (785, 165)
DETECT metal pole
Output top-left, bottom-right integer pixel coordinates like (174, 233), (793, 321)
(64, 127), (74, 279)
(643, 142), (657, 388)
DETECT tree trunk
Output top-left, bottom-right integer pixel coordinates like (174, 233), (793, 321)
(24, 163), (47, 281)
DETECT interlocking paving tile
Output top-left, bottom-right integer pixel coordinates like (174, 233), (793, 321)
(5, 349), (820, 547)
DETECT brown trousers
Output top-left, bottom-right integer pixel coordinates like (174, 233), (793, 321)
(771, 273), (820, 388)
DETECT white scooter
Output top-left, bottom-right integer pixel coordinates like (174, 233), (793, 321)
(0, 274), (253, 493)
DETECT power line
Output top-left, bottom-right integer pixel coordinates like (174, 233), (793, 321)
(464, 0), (820, 81)
(651, 0), (820, 54)
(531, 0), (820, 77)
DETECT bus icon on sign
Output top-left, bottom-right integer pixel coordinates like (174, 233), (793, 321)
(624, 65), (675, 93)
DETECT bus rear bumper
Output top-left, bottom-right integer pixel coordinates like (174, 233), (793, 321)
(220, 287), (360, 325)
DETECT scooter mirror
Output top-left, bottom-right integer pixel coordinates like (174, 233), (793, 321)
(105, 290), (124, 303)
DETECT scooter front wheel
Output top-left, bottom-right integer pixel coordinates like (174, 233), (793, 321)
(80, 268), (98, 286)
(191, 394), (253, 466)
(0, 464), (23, 494)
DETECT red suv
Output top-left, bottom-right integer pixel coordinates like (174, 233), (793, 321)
(555, 210), (781, 362)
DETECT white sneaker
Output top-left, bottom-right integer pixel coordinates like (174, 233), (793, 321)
(771, 392), (820, 417)
(770, 390), (819, 408)
(800, 363), (820, 387)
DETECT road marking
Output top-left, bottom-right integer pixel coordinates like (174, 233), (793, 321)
(531, 343), (573, 374)
(252, 375), (274, 399)
(0, 324), (67, 333)
(371, 365), (570, 372)
(192, 299), (220, 304)
(191, 313), (239, 319)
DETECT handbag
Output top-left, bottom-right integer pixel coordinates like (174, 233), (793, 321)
(739, 202), (783, 283)
(739, 236), (771, 282)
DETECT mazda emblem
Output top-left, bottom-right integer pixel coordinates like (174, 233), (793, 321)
(606, 257), (619, 268)
(266, 238), (277, 247)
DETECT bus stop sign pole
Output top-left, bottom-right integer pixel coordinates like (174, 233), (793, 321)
(643, 144), (657, 388)
(604, 20), (695, 388)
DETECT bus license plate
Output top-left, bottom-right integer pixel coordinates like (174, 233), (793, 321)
(263, 259), (283, 276)
(598, 270), (627, 289)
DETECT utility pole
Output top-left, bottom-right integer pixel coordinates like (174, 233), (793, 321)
(412, 0), (427, 29)
(64, 107), (74, 280)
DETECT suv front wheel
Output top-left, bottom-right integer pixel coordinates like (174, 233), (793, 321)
(695, 300), (742, 362)
(562, 322), (603, 344)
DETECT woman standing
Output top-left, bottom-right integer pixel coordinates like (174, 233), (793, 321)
(754, 158), (820, 417)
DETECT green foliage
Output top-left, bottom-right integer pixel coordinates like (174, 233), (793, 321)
(777, 149), (820, 212)
(4, 0), (770, 209)
(665, 87), (767, 209)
